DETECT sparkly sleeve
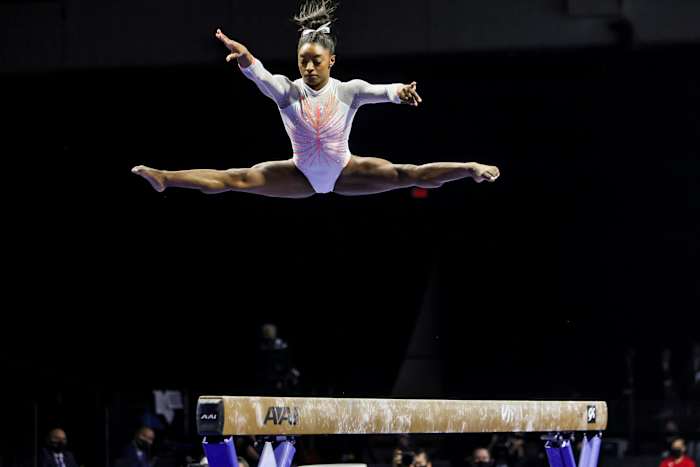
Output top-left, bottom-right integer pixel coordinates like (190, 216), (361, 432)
(239, 59), (295, 108)
(343, 79), (402, 108)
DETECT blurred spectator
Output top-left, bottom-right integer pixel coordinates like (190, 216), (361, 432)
(116, 426), (156, 467)
(410, 449), (432, 467)
(392, 447), (403, 467)
(236, 436), (260, 467)
(392, 435), (415, 467)
(256, 324), (300, 394)
(490, 434), (528, 466)
(506, 435), (525, 461)
(660, 438), (696, 467)
(470, 447), (492, 467)
(39, 428), (79, 467)
(487, 435), (512, 467)
(397, 434), (411, 451)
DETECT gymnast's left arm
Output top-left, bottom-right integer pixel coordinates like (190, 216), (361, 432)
(347, 80), (423, 108)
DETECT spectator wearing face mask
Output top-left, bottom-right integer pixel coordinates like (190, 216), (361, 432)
(471, 448), (492, 467)
(39, 428), (79, 467)
(660, 438), (696, 467)
(116, 427), (156, 467)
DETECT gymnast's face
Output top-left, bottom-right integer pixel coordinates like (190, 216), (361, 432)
(298, 43), (336, 91)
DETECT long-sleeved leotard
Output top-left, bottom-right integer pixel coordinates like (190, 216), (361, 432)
(240, 59), (403, 193)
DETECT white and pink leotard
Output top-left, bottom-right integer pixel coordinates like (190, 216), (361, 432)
(240, 59), (403, 193)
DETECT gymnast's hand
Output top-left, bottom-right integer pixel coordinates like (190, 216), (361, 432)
(470, 163), (501, 183)
(398, 81), (422, 107)
(215, 29), (254, 68)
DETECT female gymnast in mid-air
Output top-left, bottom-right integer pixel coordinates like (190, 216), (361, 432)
(132, 0), (500, 198)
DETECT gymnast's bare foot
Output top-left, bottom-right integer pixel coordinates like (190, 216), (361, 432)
(470, 163), (500, 183)
(132, 165), (166, 192)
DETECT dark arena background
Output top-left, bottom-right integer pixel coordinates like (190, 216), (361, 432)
(1, 1), (699, 467)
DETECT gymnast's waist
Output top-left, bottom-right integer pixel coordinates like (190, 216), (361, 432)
(292, 150), (351, 167)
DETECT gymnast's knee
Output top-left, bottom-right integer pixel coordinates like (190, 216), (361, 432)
(394, 164), (442, 188)
(224, 168), (266, 190)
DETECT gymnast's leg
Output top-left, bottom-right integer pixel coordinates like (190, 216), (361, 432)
(333, 156), (500, 196)
(131, 160), (315, 199)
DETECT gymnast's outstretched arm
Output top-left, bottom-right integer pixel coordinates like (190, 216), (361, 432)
(343, 79), (423, 107)
(215, 29), (296, 108)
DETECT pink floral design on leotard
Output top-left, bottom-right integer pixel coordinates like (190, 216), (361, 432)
(291, 90), (347, 168)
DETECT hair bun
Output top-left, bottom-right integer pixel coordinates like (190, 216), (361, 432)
(293, 0), (337, 32)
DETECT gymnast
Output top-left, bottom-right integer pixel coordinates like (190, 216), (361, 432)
(132, 0), (500, 198)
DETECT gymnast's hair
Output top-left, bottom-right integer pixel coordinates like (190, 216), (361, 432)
(293, 0), (338, 54)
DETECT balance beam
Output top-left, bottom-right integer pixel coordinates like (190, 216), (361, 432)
(197, 396), (607, 436)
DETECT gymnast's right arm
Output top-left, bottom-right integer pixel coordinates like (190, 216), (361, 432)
(215, 28), (294, 108)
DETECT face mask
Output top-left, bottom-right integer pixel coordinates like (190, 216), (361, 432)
(670, 448), (683, 459)
(136, 439), (151, 451)
(49, 442), (67, 453)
